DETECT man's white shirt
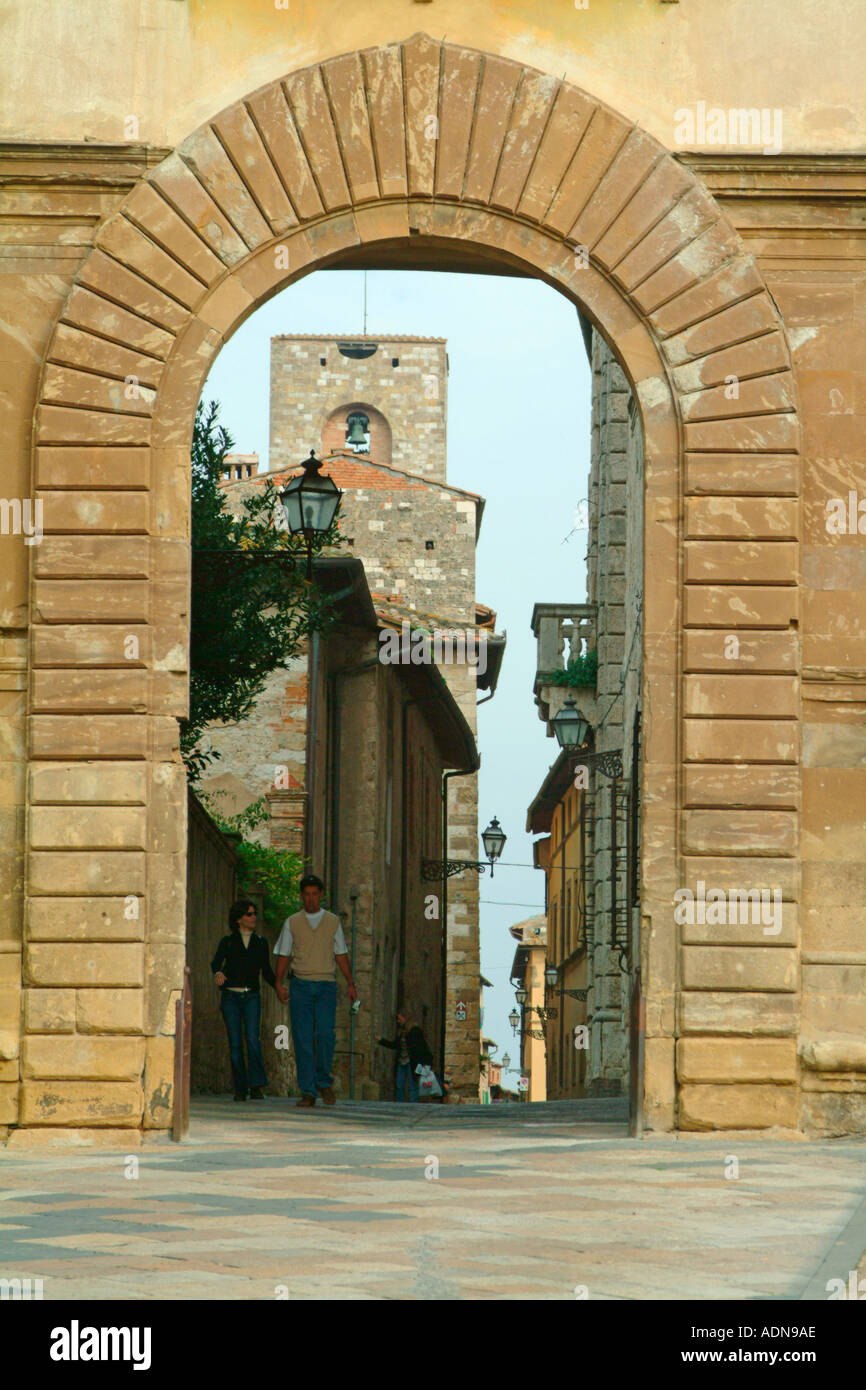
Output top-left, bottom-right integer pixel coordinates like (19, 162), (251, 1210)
(273, 909), (348, 958)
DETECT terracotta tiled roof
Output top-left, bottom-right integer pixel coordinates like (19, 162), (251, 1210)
(371, 593), (497, 636)
(220, 450), (483, 505)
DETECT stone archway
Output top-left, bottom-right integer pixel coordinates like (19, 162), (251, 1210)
(26, 34), (800, 1134)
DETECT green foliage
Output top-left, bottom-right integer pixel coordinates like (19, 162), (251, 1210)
(544, 647), (598, 689)
(200, 795), (303, 931)
(184, 399), (342, 780)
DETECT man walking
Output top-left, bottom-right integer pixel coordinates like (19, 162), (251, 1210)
(274, 874), (357, 1107)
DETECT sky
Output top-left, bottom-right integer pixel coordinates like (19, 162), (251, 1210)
(202, 267), (592, 1090)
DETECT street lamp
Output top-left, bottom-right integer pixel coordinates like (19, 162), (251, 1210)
(551, 696), (591, 751)
(501, 1052), (511, 1069)
(421, 815), (507, 881)
(508, 1007), (520, 1032)
(515, 988), (526, 1005)
(545, 960), (588, 1002)
(279, 450), (343, 579)
(481, 817), (506, 876)
(551, 696), (623, 780)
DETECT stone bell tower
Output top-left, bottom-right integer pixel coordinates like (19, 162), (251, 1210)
(269, 334), (448, 481)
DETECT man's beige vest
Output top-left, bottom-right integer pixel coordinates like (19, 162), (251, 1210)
(289, 910), (339, 981)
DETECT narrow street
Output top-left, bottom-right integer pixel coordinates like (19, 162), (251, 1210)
(2, 1100), (864, 1301)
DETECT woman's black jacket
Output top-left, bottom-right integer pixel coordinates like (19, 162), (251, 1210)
(378, 1025), (433, 1070)
(210, 932), (276, 992)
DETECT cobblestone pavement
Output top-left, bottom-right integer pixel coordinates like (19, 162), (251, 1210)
(1, 1097), (865, 1301)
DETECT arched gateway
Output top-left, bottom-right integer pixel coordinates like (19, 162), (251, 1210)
(26, 34), (801, 1135)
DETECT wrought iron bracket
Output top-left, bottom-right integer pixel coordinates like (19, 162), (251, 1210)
(421, 859), (488, 882)
(560, 988), (588, 1002)
(570, 749), (624, 780)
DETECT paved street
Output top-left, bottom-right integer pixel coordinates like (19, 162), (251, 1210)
(1, 1098), (865, 1300)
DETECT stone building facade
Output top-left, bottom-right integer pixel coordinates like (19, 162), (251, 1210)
(508, 915), (548, 1104)
(532, 325), (643, 1106)
(526, 754), (589, 1099)
(198, 334), (499, 1100)
(1, 13), (865, 1138)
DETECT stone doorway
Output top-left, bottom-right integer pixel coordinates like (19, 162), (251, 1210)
(23, 35), (802, 1137)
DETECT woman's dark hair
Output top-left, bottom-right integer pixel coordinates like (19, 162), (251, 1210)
(228, 899), (257, 932)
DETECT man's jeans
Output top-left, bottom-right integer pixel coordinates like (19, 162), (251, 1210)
(395, 1060), (419, 1102)
(289, 976), (336, 1097)
(220, 990), (268, 1095)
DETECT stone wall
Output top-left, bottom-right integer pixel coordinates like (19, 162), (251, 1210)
(581, 330), (643, 1095)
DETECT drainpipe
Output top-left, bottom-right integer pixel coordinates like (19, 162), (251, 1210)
(560, 813), (566, 1095)
(348, 886), (359, 1098)
(303, 630), (320, 868)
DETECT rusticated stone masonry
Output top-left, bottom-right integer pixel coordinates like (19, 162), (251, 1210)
(5, 34), (832, 1137)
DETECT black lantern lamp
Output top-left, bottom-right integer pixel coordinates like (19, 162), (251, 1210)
(508, 1007), (520, 1033)
(515, 987), (527, 1005)
(481, 816), (506, 876)
(551, 695), (591, 752)
(545, 965), (558, 989)
(279, 450), (343, 579)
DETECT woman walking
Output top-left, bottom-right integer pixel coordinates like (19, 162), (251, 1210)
(211, 900), (278, 1102)
(377, 1004), (436, 1102)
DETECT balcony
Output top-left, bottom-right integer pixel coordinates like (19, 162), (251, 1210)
(531, 602), (598, 731)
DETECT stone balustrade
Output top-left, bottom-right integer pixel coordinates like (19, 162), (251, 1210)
(531, 603), (598, 727)
(531, 603), (597, 675)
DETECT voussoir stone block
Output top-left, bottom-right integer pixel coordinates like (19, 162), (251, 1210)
(23, 988), (75, 1033)
(29, 763), (147, 805)
(679, 1083), (799, 1131)
(27, 896), (145, 941)
(25, 944), (144, 989)
(682, 946), (798, 993)
(19, 1081), (143, 1127)
(0, 1083), (19, 1123)
(682, 809), (797, 856)
(77, 989), (144, 1034)
(677, 1037), (798, 1084)
(21, 1035), (145, 1080)
(679, 990), (799, 1036)
(29, 806), (147, 851)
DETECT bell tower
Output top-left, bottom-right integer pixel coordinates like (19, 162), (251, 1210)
(269, 334), (448, 481)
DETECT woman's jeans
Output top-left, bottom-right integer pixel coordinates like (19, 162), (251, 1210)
(289, 976), (337, 1097)
(395, 1060), (419, 1102)
(220, 990), (268, 1095)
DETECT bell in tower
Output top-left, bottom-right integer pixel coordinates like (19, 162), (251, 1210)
(345, 411), (370, 452)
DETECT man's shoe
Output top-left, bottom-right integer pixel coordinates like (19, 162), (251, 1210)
(295, 1093), (316, 1107)
(234, 1092), (247, 1102)
(249, 1087), (264, 1100)
(319, 1087), (336, 1106)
